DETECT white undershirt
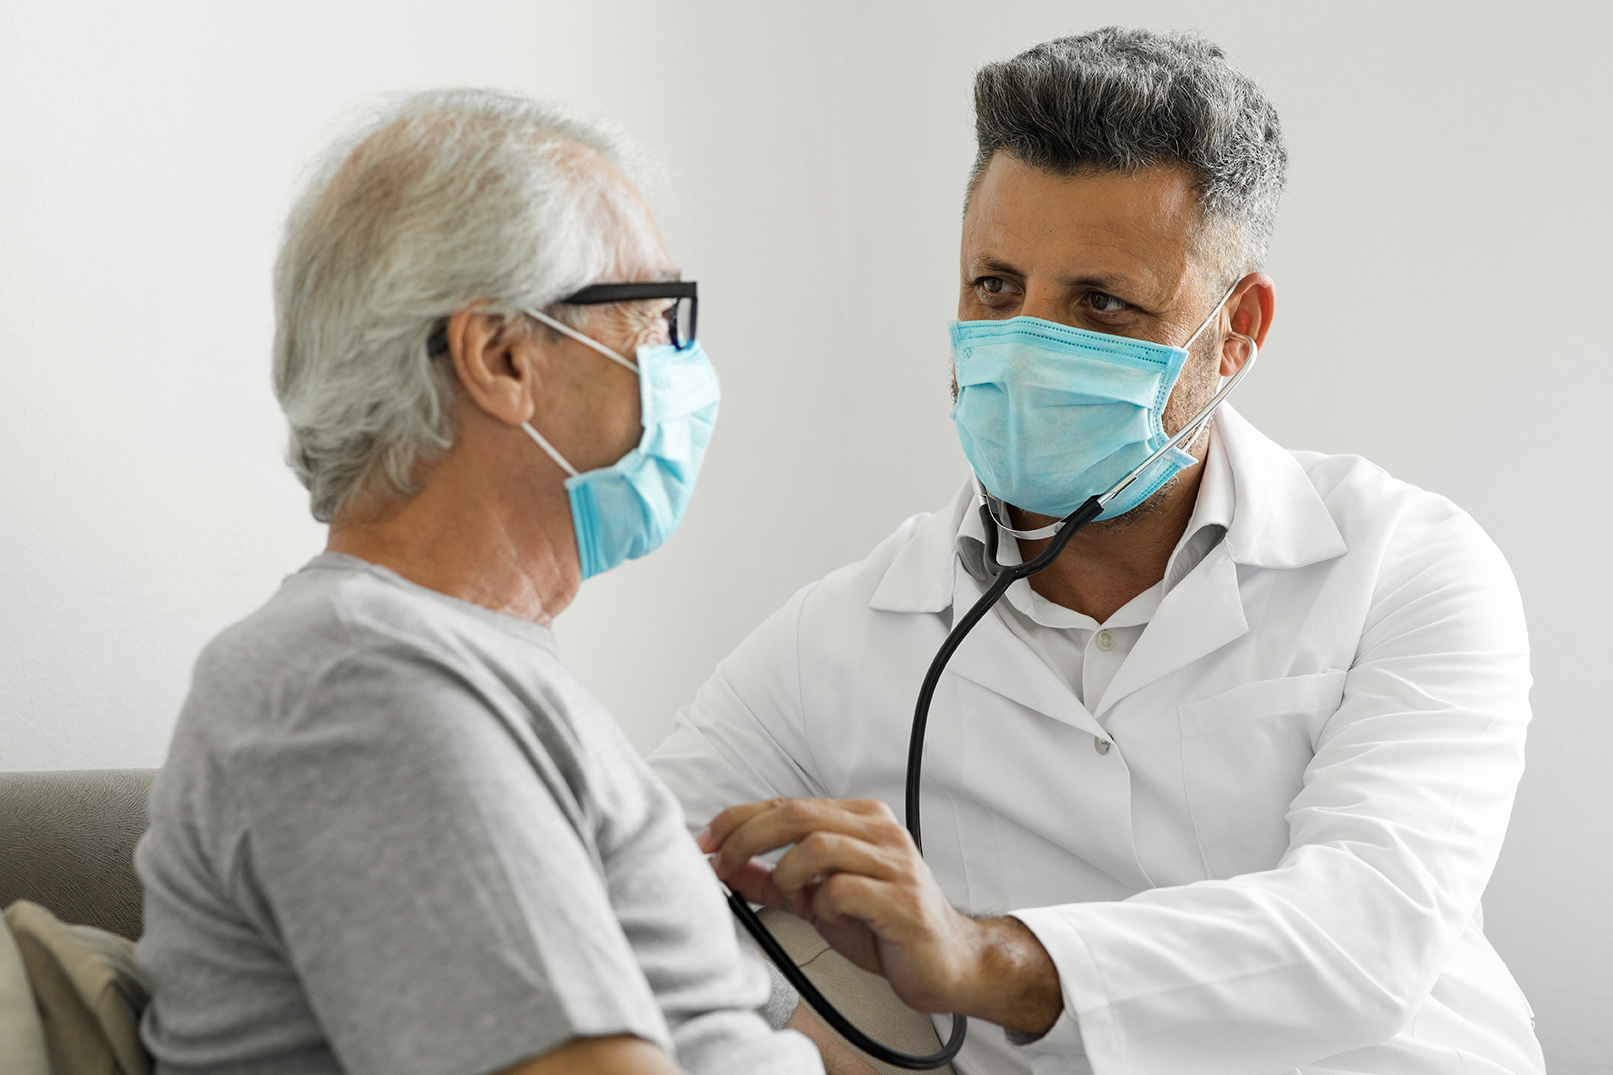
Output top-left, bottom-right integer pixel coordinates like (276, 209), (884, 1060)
(957, 421), (1236, 714)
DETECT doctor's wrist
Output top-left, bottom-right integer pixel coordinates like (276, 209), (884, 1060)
(951, 914), (1063, 1036)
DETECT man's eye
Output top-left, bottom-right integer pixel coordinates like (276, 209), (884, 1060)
(1089, 292), (1127, 313)
(980, 277), (1009, 295)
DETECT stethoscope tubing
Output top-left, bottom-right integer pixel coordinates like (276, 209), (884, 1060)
(905, 493), (1107, 852)
(724, 495), (1101, 1070)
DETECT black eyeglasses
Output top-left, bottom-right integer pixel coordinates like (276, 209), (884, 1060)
(426, 280), (698, 357)
(565, 282), (698, 350)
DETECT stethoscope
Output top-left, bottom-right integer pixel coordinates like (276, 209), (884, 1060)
(725, 329), (1260, 1069)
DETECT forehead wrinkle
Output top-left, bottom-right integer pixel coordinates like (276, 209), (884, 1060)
(971, 204), (1176, 301)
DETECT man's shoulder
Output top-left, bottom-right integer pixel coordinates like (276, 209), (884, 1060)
(195, 557), (415, 704)
(160, 557), (605, 843)
(208, 553), (550, 673)
(1217, 407), (1497, 572)
(179, 556), (548, 757)
(1288, 445), (1493, 560)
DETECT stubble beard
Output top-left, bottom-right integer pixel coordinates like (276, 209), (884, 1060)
(1071, 330), (1222, 535)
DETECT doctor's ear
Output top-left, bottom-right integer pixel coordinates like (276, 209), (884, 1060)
(1222, 273), (1275, 376)
(445, 307), (543, 428)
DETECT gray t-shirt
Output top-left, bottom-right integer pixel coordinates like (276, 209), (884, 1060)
(135, 553), (819, 1075)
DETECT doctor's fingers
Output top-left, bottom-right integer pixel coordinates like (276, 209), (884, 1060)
(706, 798), (910, 880)
(720, 858), (795, 914)
(699, 797), (898, 851)
(808, 875), (981, 1015)
(768, 831), (914, 905)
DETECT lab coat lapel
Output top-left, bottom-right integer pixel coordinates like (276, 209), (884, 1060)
(1094, 544), (1247, 716)
(866, 480), (1153, 890)
(939, 559), (1154, 891)
(1094, 407), (1348, 715)
(943, 560), (1113, 743)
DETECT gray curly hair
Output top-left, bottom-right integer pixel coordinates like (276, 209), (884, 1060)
(272, 88), (651, 522)
(968, 27), (1288, 284)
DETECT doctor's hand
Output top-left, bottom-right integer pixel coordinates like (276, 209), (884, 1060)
(699, 797), (1063, 1037)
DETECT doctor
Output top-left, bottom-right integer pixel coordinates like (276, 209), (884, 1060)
(650, 27), (1543, 1075)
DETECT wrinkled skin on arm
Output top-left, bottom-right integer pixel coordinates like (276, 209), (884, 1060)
(787, 1003), (880, 1075)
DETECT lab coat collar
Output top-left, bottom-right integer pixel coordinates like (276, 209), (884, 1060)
(1216, 405), (1348, 569)
(867, 405), (1346, 616)
(867, 481), (975, 614)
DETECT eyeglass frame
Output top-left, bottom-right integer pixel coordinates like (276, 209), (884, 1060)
(426, 281), (698, 357)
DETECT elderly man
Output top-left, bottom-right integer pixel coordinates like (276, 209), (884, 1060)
(650, 28), (1544, 1075)
(134, 90), (821, 1075)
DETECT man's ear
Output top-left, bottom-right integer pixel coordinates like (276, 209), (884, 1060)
(446, 307), (541, 427)
(1222, 272), (1275, 376)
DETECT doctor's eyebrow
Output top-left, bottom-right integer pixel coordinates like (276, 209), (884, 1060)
(967, 256), (1025, 280)
(968, 258), (1143, 297)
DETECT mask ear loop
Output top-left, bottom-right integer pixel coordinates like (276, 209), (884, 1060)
(518, 306), (645, 477)
(1181, 281), (1239, 351)
(521, 423), (580, 478)
(527, 307), (640, 373)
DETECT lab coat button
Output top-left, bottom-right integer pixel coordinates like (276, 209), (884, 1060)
(1095, 629), (1114, 651)
(1094, 737), (1112, 755)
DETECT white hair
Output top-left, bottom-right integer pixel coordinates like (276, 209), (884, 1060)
(272, 87), (654, 522)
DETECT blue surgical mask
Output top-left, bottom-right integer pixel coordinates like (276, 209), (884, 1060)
(522, 310), (719, 579)
(949, 295), (1226, 522)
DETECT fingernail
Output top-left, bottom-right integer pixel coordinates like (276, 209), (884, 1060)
(696, 824), (714, 851)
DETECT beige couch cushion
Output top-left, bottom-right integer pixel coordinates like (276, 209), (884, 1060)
(5, 900), (151, 1075)
(0, 904), (51, 1075)
(759, 908), (957, 1075)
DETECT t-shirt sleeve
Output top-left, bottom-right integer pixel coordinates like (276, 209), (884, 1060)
(231, 644), (671, 1075)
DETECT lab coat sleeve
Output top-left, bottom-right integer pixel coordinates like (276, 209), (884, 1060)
(1011, 506), (1532, 1075)
(649, 583), (831, 836)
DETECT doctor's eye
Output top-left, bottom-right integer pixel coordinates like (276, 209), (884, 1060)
(1087, 291), (1128, 313)
(974, 276), (1021, 303)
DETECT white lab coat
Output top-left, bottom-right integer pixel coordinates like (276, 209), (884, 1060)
(649, 406), (1543, 1075)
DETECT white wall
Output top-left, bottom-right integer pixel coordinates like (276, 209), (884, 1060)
(3, 1), (1608, 1069)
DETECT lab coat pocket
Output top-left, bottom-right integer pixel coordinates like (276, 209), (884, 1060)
(1178, 671), (1347, 879)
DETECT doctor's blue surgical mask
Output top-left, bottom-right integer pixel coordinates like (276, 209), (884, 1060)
(949, 288), (1231, 522)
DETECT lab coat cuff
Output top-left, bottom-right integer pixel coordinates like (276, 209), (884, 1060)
(1011, 907), (1122, 1075)
(1006, 1007), (1092, 1075)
